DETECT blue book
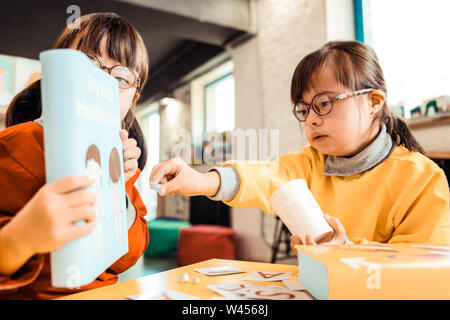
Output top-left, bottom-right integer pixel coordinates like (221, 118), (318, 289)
(40, 49), (128, 288)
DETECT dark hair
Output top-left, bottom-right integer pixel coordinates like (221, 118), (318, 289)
(5, 80), (42, 128)
(5, 13), (148, 170)
(290, 40), (425, 154)
(54, 12), (149, 92)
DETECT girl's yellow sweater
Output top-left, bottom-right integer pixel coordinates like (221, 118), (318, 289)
(223, 145), (450, 245)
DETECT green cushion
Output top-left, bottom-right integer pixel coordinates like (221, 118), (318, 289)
(145, 219), (191, 257)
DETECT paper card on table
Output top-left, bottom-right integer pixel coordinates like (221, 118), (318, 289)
(242, 271), (292, 281)
(207, 282), (259, 300)
(195, 266), (246, 276)
(243, 286), (310, 300)
(209, 282), (252, 295)
(282, 279), (305, 291)
(127, 289), (200, 300)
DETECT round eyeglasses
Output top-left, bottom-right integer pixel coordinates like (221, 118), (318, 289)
(292, 89), (375, 122)
(84, 52), (141, 91)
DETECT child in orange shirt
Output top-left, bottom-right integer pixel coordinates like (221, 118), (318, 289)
(0, 13), (149, 299)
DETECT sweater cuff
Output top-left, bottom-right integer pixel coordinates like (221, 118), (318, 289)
(207, 166), (240, 202)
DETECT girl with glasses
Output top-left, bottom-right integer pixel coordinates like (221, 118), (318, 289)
(0, 13), (149, 299)
(150, 41), (449, 251)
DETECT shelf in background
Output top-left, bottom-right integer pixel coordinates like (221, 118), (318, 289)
(407, 113), (450, 129)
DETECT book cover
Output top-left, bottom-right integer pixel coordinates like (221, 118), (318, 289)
(40, 49), (128, 288)
(295, 243), (450, 300)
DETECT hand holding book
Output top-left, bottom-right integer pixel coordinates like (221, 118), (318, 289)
(0, 176), (96, 276)
(120, 129), (141, 183)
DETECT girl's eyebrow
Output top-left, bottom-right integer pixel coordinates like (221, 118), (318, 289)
(299, 90), (338, 103)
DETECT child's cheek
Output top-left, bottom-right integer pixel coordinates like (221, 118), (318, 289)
(119, 89), (134, 120)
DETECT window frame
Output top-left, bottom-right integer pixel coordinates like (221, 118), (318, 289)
(203, 71), (234, 134)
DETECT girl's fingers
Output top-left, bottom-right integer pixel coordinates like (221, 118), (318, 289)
(122, 138), (137, 152)
(150, 159), (182, 188)
(67, 205), (97, 224)
(124, 158), (138, 171)
(124, 160), (138, 180)
(325, 215), (346, 239)
(123, 146), (141, 161)
(159, 180), (177, 196)
(63, 189), (97, 208)
(65, 220), (97, 242)
(159, 177), (169, 184)
(48, 175), (92, 194)
(149, 163), (163, 188)
(305, 234), (316, 245)
(120, 129), (129, 142)
(290, 235), (301, 256)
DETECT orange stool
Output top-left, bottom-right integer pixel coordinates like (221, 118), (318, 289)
(177, 224), (236, 266)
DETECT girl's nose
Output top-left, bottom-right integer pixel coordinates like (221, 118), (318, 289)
(305, 109), (322, 127)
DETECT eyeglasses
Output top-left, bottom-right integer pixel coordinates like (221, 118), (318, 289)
(84, 52), (141, 91)
(292, 89), (375, 122)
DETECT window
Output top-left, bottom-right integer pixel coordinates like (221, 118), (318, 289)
(204, 72), (235, 133)
(191, 59), (234, 163)
(358, 0), (450, 118)
(136, 104), (160, 220)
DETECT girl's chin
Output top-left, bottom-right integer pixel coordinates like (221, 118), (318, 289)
(311, 143), (346, 156)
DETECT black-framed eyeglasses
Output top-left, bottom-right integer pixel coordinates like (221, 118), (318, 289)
(84, 52), (141, 91)
(292, 89), (375, 122)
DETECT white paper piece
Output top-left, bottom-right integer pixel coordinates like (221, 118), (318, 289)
(179, 273), (190, 283)
(269, 179), (334, 244)
(243, 286), (310, 300)
(207, 282), (309, 300)
(207, 282), (264, 300)
(195, 266), (246, 276)
(127, 289), (200, 300)
(242, 271), (292, 281)
(193, 276), (201, 284)
(282, 279), (305, 291)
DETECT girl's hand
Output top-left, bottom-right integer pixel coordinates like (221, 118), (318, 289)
(149, 157), (220, 197)
(289, 214), (347, 255)
(5, 176), (97, 257)
(120, 129), (141, 182)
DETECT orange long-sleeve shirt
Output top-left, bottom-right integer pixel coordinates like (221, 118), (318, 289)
(0, 121), (149, 299)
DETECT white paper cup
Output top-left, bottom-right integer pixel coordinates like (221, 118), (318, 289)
(269, 179), (333, 244)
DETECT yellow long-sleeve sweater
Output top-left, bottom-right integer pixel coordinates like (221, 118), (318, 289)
(223, 145), (450, 245)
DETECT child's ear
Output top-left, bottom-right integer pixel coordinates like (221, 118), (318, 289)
(368, 90), (385, 115)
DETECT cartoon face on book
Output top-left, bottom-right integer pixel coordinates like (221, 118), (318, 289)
(86, 144), (102, 187)
(84, 144), (125, 258)
(85, 144), (104, 258)
(109, 147), (123, 242)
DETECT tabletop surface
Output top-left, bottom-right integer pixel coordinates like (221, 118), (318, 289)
(58, 258), (313, 300)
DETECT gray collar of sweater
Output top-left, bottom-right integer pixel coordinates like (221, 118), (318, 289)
(323, 123), (394, 176)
